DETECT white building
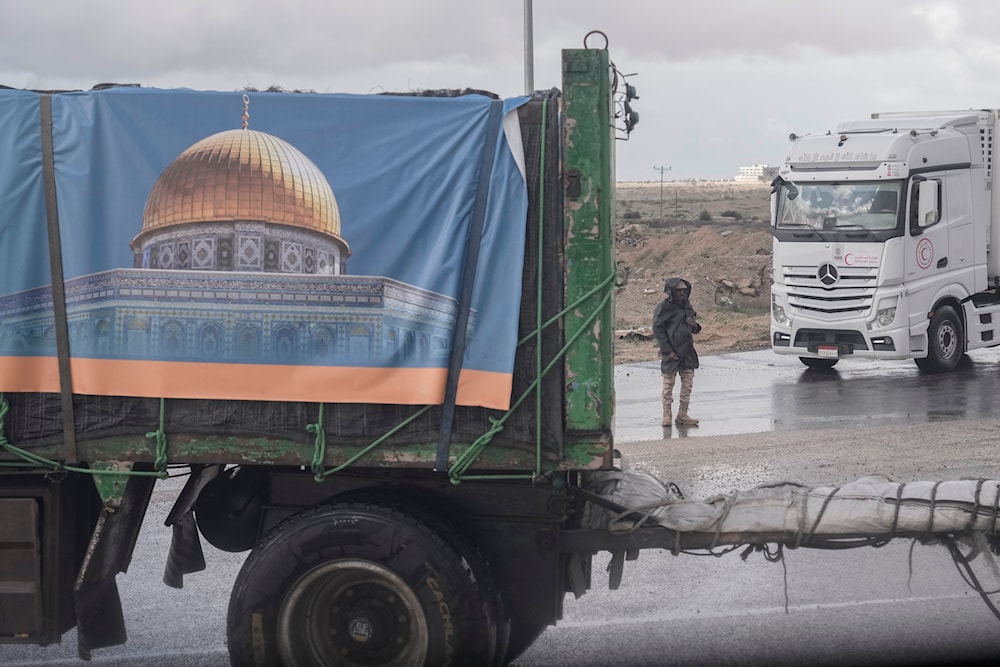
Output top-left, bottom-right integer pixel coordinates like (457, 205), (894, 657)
(735, 164), (768, 182)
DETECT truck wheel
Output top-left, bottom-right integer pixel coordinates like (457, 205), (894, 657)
(226, 500), (498, 667)
(799, 357), (838, 370)
(919, 305), (964, 373)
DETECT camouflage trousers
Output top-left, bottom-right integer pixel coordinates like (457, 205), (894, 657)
(662, 369), (695, 413)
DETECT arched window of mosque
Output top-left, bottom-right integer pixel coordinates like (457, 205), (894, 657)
(160, 320), (184, 356)
(273, 324), (298, 361)
(74, 322), (91, 355)
(95, 319), (111, 354)
(348, 325), (370, 361)
(235, 324), (260, 359)
(199, 323), (223, 358)
(403, 331), (416, 359)
(312, 326), (335, 361)
(418, 334), (429, 360)
(385, 329), (398, 356)
(126, 317), (152, 355)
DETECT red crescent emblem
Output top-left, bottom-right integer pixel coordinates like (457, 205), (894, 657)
(916, 238), (934, 270)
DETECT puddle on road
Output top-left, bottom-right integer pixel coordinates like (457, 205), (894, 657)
(614, 347), (1000, 442)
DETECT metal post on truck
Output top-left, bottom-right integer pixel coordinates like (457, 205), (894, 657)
(562, 44), (616, 460)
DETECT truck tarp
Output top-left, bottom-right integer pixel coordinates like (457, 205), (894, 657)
(0, 88), (529, 409)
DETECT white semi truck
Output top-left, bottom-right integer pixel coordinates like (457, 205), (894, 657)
(770, 109), (1000, 371)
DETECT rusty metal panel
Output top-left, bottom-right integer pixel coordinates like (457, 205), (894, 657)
(561, 47), (616, 460)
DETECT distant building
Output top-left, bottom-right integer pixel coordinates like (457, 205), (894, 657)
(735, 164), (768, 182)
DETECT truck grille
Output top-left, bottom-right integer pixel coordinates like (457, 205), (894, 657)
(782, 264), (877, 318)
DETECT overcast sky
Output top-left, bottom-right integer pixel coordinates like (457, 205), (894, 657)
(4, 0), (1000, 182)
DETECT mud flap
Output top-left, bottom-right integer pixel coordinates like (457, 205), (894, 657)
(74, 475), (155, 660)
(163, 510), (206, 589)
(607, 550), (625, 590)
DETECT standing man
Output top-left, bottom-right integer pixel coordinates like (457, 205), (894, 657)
(652, 277), (701, 427)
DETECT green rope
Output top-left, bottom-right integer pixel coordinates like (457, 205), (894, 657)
(0, 393), (10, 449)
(144, 397), (169, 475)
(309, 263), (613, 483)
(449, 273), (616, 482)
(307, 403), (326, 481)
(315, 405), (435, 479)
(517, 271), (617, 347)
(0, 392), (166, 478)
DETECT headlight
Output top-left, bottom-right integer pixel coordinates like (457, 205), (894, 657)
(772, 294), (790, 326)
(867, 297), (898, 330)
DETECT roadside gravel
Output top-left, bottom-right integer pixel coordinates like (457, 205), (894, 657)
(617, 417), (1000, 502)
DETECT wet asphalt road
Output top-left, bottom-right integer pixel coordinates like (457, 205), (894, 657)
(5, 348), (1000, 666)
(615, 347), (1000, 442)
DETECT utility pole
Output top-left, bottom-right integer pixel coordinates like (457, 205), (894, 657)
(653, 165), (671, 219)
(523, 0), (534, 95)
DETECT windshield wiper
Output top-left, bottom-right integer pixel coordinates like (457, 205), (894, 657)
(776, 223), (819, 237)
(835, 225), (872, 238)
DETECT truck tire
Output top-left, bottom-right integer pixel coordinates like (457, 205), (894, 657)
(226, 500), (498, 666)
(799, 357), (838, 370)
(917, 305), (963, 373)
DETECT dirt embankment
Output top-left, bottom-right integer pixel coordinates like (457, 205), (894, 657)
(613, 181), (773, 364)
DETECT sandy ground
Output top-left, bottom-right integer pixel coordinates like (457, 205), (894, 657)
(613, 181), (773, 364)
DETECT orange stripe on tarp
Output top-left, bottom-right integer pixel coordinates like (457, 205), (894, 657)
(0, 357), (513, 410)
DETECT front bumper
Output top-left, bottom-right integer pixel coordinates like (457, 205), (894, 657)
(771, 322), (911, 360)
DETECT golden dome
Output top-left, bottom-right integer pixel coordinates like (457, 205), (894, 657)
(136, 128), (344, 245)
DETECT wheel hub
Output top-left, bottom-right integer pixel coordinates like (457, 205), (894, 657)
(348, 616), (374, 644)
(277, 560), (428, 666)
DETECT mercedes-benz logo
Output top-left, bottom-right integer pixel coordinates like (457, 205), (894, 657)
(817, 263), (839, 287)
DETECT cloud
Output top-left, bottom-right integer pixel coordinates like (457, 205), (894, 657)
(4, 0), (1000, 179)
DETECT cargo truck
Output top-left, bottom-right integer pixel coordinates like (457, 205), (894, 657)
(0, 41), (643, 665)
(770, 108), (1000, 372)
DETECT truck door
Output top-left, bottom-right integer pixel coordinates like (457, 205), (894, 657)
(904, 176), (949, 305)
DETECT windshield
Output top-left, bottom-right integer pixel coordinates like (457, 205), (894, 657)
(775, 180), (903, 233)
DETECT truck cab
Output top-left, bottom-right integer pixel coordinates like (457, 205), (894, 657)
(770, 109), (1000, 371)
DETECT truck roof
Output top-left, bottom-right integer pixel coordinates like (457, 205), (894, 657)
(839, 110), (989, 133)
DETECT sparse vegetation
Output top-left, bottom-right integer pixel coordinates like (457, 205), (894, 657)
(613, 181), (773, 363)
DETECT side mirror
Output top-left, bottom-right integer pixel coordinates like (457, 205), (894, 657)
(770, 177), (797, 227)
(910, 177), (941, 234)
(918, 180), (940, 227)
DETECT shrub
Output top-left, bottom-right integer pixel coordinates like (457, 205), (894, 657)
(698, 209), (713, 221)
